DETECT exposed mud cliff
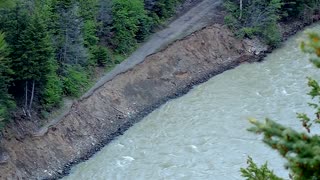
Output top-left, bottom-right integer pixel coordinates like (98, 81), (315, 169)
(0, 24), (263, 179)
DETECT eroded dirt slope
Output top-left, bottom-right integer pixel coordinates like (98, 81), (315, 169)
(0, 25), (259, 179)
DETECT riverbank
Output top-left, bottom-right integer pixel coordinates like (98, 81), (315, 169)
(0, 6), (316, 180)
(30, 0), (223, 138)
(63, 23), (320, 180)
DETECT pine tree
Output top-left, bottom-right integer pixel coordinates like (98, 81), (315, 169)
(13, 11), (55, 117)
(0, 0), (15, 129)
(55, 2), (88, 66)
(97, 0), (112, 37)
(245, 33), (320, 180)
(0, 32), (14, 129)
(41, 60), (63, 110)
(112, 0), (150, 54)
(152, 0), (181, 20)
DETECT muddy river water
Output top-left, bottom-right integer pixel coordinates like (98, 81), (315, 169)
(63, 24), (320, 180)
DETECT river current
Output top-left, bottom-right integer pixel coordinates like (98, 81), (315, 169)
(63, 24), (320, 180)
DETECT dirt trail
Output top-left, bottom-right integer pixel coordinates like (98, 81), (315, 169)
(83, 0), (223, 99)
(33, 0), (223, 137)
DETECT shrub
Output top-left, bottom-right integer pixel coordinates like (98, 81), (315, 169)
(136, 15), (153, 42)
(244, 33), (320, 180)
(260, 22), (281, 48)
(152, 0), (182, 19)
(62, 66), (89, 97)
(224, 0), (283, 47)
(83, 20), (99, 48)
(112, 0), (150, 54)
(224, 14), (239, 31)
(41, 62), (63, 110)
(92, 45), (112, 67)
(237, 27), (259, 39)
(241, 157), (283, 180)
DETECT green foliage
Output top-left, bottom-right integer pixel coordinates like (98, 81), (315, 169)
(237, 27), (259, 39)
(55, 2), (88, 65)
(261, 22), (281, 47)
(41, 61), (63, 110)
(224, 0), (283, 47)
(136, 14), (153, 42)
(0, 2), (29, 61)
(79, 0), (100, 67)
(54, 0), (73, 9)
(62, 66), (89, 97)
(241, 157), (283, 180)
(0, 0), (14, 8)
(301, 33), (320, 67)
(92, 45), (112, 67)
(246, 33), (320, 180)
(111, 0), (150, 53)
(152, 0), (182, 20)
(248, 119), (320, 179)
(83, 20), (99, 47)
(224, 14), (238, 31)
(14, 12), (53, 81)
(225, 0), (320, 46)
(0, 32), (15, 129)
(280, 0), (320, 21)
(113, 53), (125, 64)
(0, 0), (184, 125)
(79, 0), (99, 20)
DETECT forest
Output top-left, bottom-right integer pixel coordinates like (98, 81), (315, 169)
(224, 0), (320, 47)
(0, 0), (183, 129)
(0, 0), (320, 179)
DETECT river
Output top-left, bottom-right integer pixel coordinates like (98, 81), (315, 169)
(63, 24), (320, 180)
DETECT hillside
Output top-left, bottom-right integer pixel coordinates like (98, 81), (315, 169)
(0, 0), (319, 179)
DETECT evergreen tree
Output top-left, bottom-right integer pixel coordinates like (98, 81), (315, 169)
(224, 0), (283, 47)
(97, 0), (112, 38)
(79, 0), (99, 48)
(281, 0), (320, 22)
(244, 33), (320, 180)
(13, 11), (55, 117)
(112, 0), (150, 54)
(55, 2), (88, 66)
(41, 60), (63, 110)
(152, 0), (181, 20)
(0, 0), (19, 128)
(92, 45), (112, 67)
(0, 32), (14, 129)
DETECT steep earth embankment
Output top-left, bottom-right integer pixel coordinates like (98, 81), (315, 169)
(31, 0), (223, 137)
(0, 24), (261, 179)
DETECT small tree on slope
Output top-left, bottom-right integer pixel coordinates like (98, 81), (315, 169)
(241, 33), (320, 180)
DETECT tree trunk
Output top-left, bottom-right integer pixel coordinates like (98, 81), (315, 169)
(28, 80), (35, 118)
(64, 29), (68, 62)
(239, 0), (243, 20)
(24, 81), (28, 114)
